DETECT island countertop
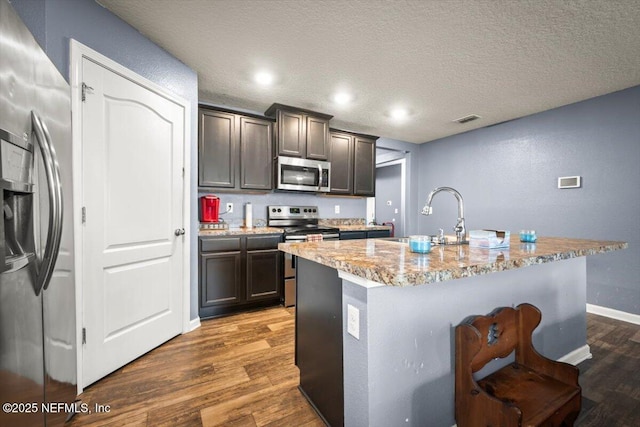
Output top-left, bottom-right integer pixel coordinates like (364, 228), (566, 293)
(278, 236), (627, 287)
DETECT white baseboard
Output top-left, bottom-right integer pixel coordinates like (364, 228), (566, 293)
(586, 303), (640, 325)
(558, 344), (592, 365)
(188, 316), (201, 332)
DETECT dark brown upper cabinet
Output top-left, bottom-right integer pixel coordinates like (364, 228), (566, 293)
(329, 130), (377, 197)
(265, 103), (332, 160)
(199, 106), (273, 191)
(199, 109), (236, 188)
(239, 116), (273, 190)
(353, 136), (376, 196)
(328, 132), (354, 194)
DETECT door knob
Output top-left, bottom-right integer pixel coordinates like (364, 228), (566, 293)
(174, 228), (185, 236)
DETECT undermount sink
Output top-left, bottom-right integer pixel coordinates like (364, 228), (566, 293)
(376, 236), (469, 245)
(375, 237), (409, 243)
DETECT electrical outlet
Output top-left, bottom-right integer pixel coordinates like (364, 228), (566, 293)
(226, 202), (233, 213)
(347, 304), (360, 339)
(334, 205), (340, 214)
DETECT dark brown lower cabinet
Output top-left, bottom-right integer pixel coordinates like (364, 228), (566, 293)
(339, 229), (391, 240)
(199, 234), (282, 318)
(201, 251), (242, 307)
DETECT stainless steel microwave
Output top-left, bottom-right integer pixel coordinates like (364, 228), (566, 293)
(276, 156), (331, 192)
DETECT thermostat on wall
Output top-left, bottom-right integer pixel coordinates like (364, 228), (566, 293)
(558, 176), (581, 189)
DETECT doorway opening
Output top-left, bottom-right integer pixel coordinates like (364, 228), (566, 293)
(369, 147), (407, 237)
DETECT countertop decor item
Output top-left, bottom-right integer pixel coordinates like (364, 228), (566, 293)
(519, 230), (537, 242)
(469, 230), (510, 248)
(409, 236), (432, 253)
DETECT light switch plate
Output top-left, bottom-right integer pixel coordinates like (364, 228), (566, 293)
(347, 304), (360, 339)
(226, 202), (233, 213)
(334, 205), (340, 214)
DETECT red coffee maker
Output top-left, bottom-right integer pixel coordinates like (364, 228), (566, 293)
(200, 195), (220, 223)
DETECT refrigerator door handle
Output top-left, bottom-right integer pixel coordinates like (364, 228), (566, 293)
(31, 111), (63, 296)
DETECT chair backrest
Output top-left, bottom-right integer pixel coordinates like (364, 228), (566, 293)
(461, 306), (521, 373)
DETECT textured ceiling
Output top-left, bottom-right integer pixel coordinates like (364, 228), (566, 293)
(99, 0), (640, 143)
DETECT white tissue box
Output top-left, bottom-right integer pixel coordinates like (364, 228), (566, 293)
(469, 230), (510, 249)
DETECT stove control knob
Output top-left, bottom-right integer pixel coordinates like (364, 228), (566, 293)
(312, 208), (317, 212)
(277, 208), (282, 212)
(271, 208), (276, 212)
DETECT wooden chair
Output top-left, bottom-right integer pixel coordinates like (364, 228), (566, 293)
(455, 303), (581, 427)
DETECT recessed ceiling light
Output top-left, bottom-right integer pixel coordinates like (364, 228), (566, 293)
(333, 92), (353, 105)
(389, 107), (409, 120)
(254, 71), (274, 86)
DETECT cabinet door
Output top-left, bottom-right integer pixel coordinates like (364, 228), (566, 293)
(367, 230), (391, 238)
(240, 116), (273, 190)
(354, 136), (376, 196)
(276, 110), (305, 157)
(340, 231), (366, 240)
(246, 249), (281, 301)
(329, 132), (353, 194)
(200, 251), (242, 308)
(306, 115), (330, 160)
(199, 109), (236, 187)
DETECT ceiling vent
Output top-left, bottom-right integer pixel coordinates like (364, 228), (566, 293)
(454, 114), (481, 124)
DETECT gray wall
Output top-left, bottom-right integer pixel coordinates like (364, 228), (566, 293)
(12, 0), (201, 320)
(417, 86), (640, 315)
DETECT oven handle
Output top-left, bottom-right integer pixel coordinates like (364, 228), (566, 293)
(285, 236), (309, 241)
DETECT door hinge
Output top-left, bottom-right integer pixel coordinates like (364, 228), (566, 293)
(82, 327), (86, 344)
(81, 207), (86, 223)
(81, 83), (94, 101)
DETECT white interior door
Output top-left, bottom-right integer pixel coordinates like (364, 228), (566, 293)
(80, 56), (185, 387)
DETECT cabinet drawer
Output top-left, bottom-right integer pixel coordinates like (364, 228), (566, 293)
(246, 235), (282, 250)
(200, 237), (241, 253)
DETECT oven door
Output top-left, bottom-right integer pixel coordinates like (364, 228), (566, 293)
(283, 252), (296, 307)
(277, 156), (330, 192)
(282, 232), (339, 307)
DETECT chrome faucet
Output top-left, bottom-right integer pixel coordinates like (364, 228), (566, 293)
(421, 186), (467, 244)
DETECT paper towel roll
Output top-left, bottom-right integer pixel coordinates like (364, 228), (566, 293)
(245, 202), (253, 229)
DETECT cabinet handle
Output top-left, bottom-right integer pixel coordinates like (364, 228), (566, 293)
(175, 228), (185, 236)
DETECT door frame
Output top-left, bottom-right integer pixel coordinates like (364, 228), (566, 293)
(371, 157), (407, 236)
(69, 39), (191, 394)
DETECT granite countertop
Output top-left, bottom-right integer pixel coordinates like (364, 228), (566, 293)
(336, 224), (393, 232)
(278, 236), (627, 287)
(199, 226), (284, 236)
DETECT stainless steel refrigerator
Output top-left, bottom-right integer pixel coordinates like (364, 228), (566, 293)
(0, 0), (77, 425)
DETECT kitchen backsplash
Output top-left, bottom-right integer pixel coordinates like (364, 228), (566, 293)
(319, 218), (366, 226)
(198, 190), (367, 227)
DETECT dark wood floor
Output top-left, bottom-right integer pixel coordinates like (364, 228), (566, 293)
(69, 309), (639, 426)
(576, 313), (640, 426)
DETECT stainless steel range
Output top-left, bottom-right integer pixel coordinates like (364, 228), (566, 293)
(268, 205), (339, 306)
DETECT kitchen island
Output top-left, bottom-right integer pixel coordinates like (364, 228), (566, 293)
(279, 236), (627, 427)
